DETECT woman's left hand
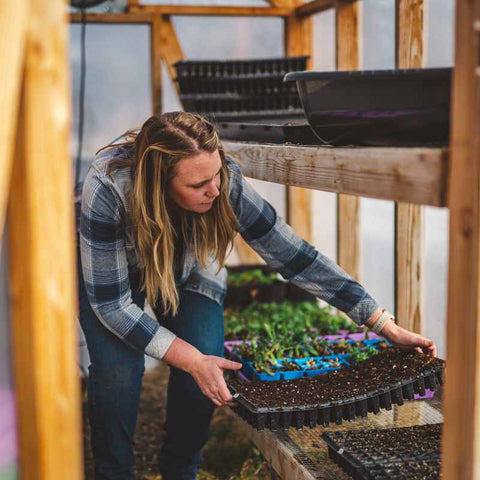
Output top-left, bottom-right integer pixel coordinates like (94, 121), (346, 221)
(381, 320), (437, 357)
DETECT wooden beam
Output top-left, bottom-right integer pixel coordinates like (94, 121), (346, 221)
(394, 0), (425, 333)
(0, 0), (28, 249)
(336, 0), (361, 279)
(150, 15), (163, 115)
(8, 0), (83, 477)
(157, 15), (184, 98)
(70, 12), (154, 24)
(284, 2), (313, 243)
(443, 1), (480, 478)
(296, 0), (335, 18)
(129, 5), (292, 17)
(223, 142), (449, 207)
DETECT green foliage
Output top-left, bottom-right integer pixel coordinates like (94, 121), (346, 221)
(224, 300), (361, 341)
(227, 268), (280, 287)
(225, 300), (369, 372)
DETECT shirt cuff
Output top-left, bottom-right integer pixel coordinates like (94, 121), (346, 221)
(144, 326), (177, 360)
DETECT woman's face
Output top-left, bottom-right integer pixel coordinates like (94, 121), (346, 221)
(169, 149), (222, 214)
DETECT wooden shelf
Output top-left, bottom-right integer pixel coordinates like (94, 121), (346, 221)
(223, 141), (449, 207)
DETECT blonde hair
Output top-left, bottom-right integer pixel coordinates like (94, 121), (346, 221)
(102, 112), (238, 314)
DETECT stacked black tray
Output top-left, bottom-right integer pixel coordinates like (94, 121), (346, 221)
(322, 423), (442, 479)
(229, 360), (444, 431)
(174, 56), (308, 121)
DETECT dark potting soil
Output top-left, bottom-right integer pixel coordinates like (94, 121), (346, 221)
(324, 423), (442, 461)
(229, 348), (444, 409)
(364, 460), (440, 479)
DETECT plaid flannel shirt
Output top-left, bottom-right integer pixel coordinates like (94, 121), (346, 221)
(79, 146), (379, 360)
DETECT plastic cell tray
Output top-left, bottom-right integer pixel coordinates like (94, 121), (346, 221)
(229, 363), (445, 431)
(322, 424), (441, 479)
(173, 56), (309, 78)
(217, 120), (321, 145)
(180, 92), (303, 114)
(284, 67), (452, 146)
(176, 73), (299, 96)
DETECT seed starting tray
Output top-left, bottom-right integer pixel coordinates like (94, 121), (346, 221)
(180, 93), (302, 114)
(229, 362), (444, 431)
(322, 424), (441, 479)
(174, 56), (309, 78)
(217, 120), (320, 145)
(176, 74), (299, 95)
(225, 333), (386, 381)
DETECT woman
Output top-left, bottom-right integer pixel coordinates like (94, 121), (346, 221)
(78, 111), (436, 479)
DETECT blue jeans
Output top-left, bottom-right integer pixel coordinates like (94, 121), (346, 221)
(78, 250), (225, 480)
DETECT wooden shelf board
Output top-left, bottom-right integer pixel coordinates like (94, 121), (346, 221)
(223, 141), (449, 207)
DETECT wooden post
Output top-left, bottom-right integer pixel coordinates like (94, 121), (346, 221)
(0, 0), (28, 247)
(8, 0), (83, 477)
(394, 0), (424, 333)
(157, 15), (184, 98)
(443, 1), (480, 478)
(336, 0), (361, 279)
(150, 15), (163, 115)
(285, 2), (314, 244)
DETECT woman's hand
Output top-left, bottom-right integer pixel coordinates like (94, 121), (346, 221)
(381, 320), (437, 357)
(189, 354), (243, 407)
(163, 337), (242, 407)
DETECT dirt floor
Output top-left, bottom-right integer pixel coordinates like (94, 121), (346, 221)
(82, 363), (273, 480)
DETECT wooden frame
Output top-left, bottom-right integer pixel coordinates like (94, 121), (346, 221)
(394, 0), (425, 333)
(16, 0), (471, 478)
(6, 0), (83, 478)
(336, 0), (361, 280)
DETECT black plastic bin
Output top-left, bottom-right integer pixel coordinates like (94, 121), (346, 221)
(284, 67), (452, 146)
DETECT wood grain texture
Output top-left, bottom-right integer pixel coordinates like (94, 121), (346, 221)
(8, 0), (83, 477)
(223, 142), (448, 207)
(128, 5), (292, 17)
(150, 15), (162, 115)
(336, 0), (361, 279)
(157, 15), (184, 98)
(296, 0), (335, 17)
(0, 0), (28, 248)
(394, 0), (425, 332)
(70, 12), (154, 23)
(285, 3), (313, 243)
(443, 1), (480, 478)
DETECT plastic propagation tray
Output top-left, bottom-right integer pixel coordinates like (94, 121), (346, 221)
(176, 73), (299, 95)
(180, 93), (303, 115)
(225, 334), (388, 381)
(217, 119), (321, 145)
(322, 424), (441, 479)
(284, 67), (452, 146)
(174, 56), (309, 78)
(229, 361), (444, 431)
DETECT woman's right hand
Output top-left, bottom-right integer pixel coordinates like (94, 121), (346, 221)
(163, 337), (242, 406)
(188, 354), (243, 406)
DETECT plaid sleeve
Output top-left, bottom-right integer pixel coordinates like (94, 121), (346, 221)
(227, 159), (379, 325)
(80, 169), (176, 359)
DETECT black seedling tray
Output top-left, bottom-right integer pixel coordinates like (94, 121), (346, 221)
(174, 56), (309, 78)
(180, 93), (302, 114)
(176, 74), (299, 95)
(322, 424), (441, 479)
(229, 363), (444, 431)
(284, 67), (451, 146)
(217, 120), (320, 145)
